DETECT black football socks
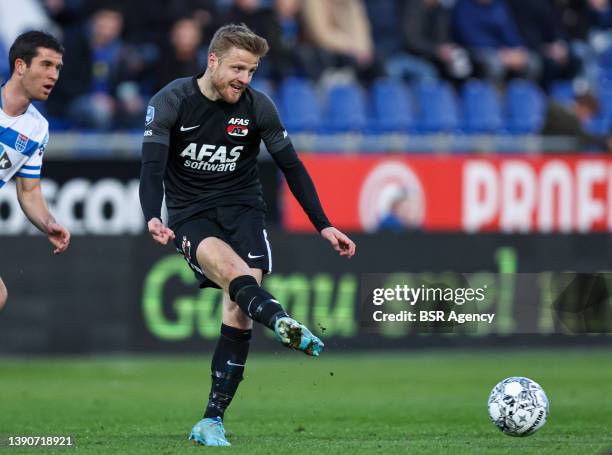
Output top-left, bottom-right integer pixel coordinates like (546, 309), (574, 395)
(204, 324), (251, 420)
(228, 275), (288, 329)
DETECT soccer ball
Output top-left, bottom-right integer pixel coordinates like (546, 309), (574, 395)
(487, 376), (549, 437)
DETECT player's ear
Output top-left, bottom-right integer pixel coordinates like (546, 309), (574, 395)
(208, 52), (218, 69)
(14, 58), (27, 76)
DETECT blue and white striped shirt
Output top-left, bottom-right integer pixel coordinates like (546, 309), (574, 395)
(0, 91), (49, 189)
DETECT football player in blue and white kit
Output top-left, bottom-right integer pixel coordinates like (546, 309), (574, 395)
(0, 31), (70, 310)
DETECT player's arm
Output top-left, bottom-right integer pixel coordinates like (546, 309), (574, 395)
(15, 176), (70, 254)
(139, 142), (175, 245)
(255, 91), (355, 258)
(139, 92), (179, 245)
(271, 144), (355, 258)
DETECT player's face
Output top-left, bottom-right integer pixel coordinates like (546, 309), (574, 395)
(210, 47), (259, 104)
(19, 48), (63, 101)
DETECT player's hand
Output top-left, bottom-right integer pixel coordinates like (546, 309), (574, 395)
(320, 226), (356, 258)
(148, 217), (175, 245)
(46, 222), (70, 254)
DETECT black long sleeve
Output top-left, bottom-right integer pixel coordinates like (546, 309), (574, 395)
(271, 144), (331, 232)
(139, 142), (168, 222)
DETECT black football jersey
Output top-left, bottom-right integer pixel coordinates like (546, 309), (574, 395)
(143, 75), (291, 227)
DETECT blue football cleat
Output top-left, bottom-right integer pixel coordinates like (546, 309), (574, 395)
(189, 417), (231, 446)
(274, 317), (325, 356)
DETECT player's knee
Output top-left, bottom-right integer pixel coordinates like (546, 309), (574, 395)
(0, 285), (7, 310)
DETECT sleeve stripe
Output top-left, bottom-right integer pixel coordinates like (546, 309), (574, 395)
(15, 172), (40, 179)
(22, 165), (42, 170)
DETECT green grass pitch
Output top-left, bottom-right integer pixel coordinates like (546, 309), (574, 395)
(0, 350), (611, 454)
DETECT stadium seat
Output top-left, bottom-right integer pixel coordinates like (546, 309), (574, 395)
(597, 80), (612, 122)
(250, 78), (275, 97)
(413, 81), (459, 133)
(460, 80), (503, 134)
(504, 79), (545, 134)
(584, 115), (610, 135)
(549, 80), (575, 107)
(278, 77), (321, 132)
(323, 82), (368, 133)
(370, 78), (414, 133)
(599, 47), (612, 80)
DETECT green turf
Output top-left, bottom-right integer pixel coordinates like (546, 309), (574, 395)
(0, 350), (611, 454)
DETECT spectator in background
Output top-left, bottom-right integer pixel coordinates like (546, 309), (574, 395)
(365, 0), (438, 83)
(377, 189), (424, 232)
(222, 0), (294, 81)
(554, 0), (612, 92)
(541, 91), (612, 151)
(166, 0), (218, 44)
(301, 0), (383, 85)
(452, 0), (540, 84)
(43, 0), (86, 39)
(47, 7), (145, 129)
(273, 0), (322, 80)
(401, 0), (473, 83)
(506, 0), (580, 89)
(554, 0), (591, 42)
(155, 18), (205, 91)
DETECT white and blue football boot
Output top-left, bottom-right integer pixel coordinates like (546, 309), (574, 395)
(189, 417), (231, 447)
(274, 317), (325, 356)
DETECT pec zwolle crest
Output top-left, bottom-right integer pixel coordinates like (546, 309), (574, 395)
(15, 133), (29, 153)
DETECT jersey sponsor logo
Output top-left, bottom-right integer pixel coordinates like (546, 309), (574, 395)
(15, 133), (29, 153)
(0, 146), (11, 170)
(227, 117), (250, 137)
(145, 106), (155, 125)
(180, 143), (243, 172)
(247, 252), (264, 259)
(228, 117), (250, 126)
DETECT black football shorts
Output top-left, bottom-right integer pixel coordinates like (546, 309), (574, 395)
(172, 205), (272, 288)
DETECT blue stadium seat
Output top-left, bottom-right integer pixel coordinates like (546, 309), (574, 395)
(549, 80), (574, 107)
(370, 78), (414, 132)
(599, 47), (612, 80)
(584, 115), (610, 135)
(597, 80), (612, 122)
(413, 81), (459, 133)
(278, 77), (321, 132)
(504, 79), (545, 134)
(250, 78), (275, 97)
(322, 82), (368, 133)
(460, 80), (503, 133)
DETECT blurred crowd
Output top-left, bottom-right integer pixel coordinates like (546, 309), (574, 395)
(2, 0), (612, 133)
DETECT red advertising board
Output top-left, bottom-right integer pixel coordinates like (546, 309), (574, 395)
(283, 154), (612, 233)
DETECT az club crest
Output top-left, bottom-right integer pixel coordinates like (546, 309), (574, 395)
(227, 117), (249, 137)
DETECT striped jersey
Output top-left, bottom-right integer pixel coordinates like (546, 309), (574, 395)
(0, 91), (49, 189)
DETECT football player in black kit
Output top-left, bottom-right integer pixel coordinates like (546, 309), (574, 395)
(139, 24), (356, 446)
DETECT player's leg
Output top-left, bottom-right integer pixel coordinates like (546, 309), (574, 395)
(0, 277), (7, 310)
(190, 270), (260, 446)
(203, 269), (259, 421)
(195, 237), (288, 329)
(195, 237), (323, 355)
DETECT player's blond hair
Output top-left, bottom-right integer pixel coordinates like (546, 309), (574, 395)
(208, 24), (269, 59)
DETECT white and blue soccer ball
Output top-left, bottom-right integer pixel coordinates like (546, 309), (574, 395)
(487, 376), (549, 437)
